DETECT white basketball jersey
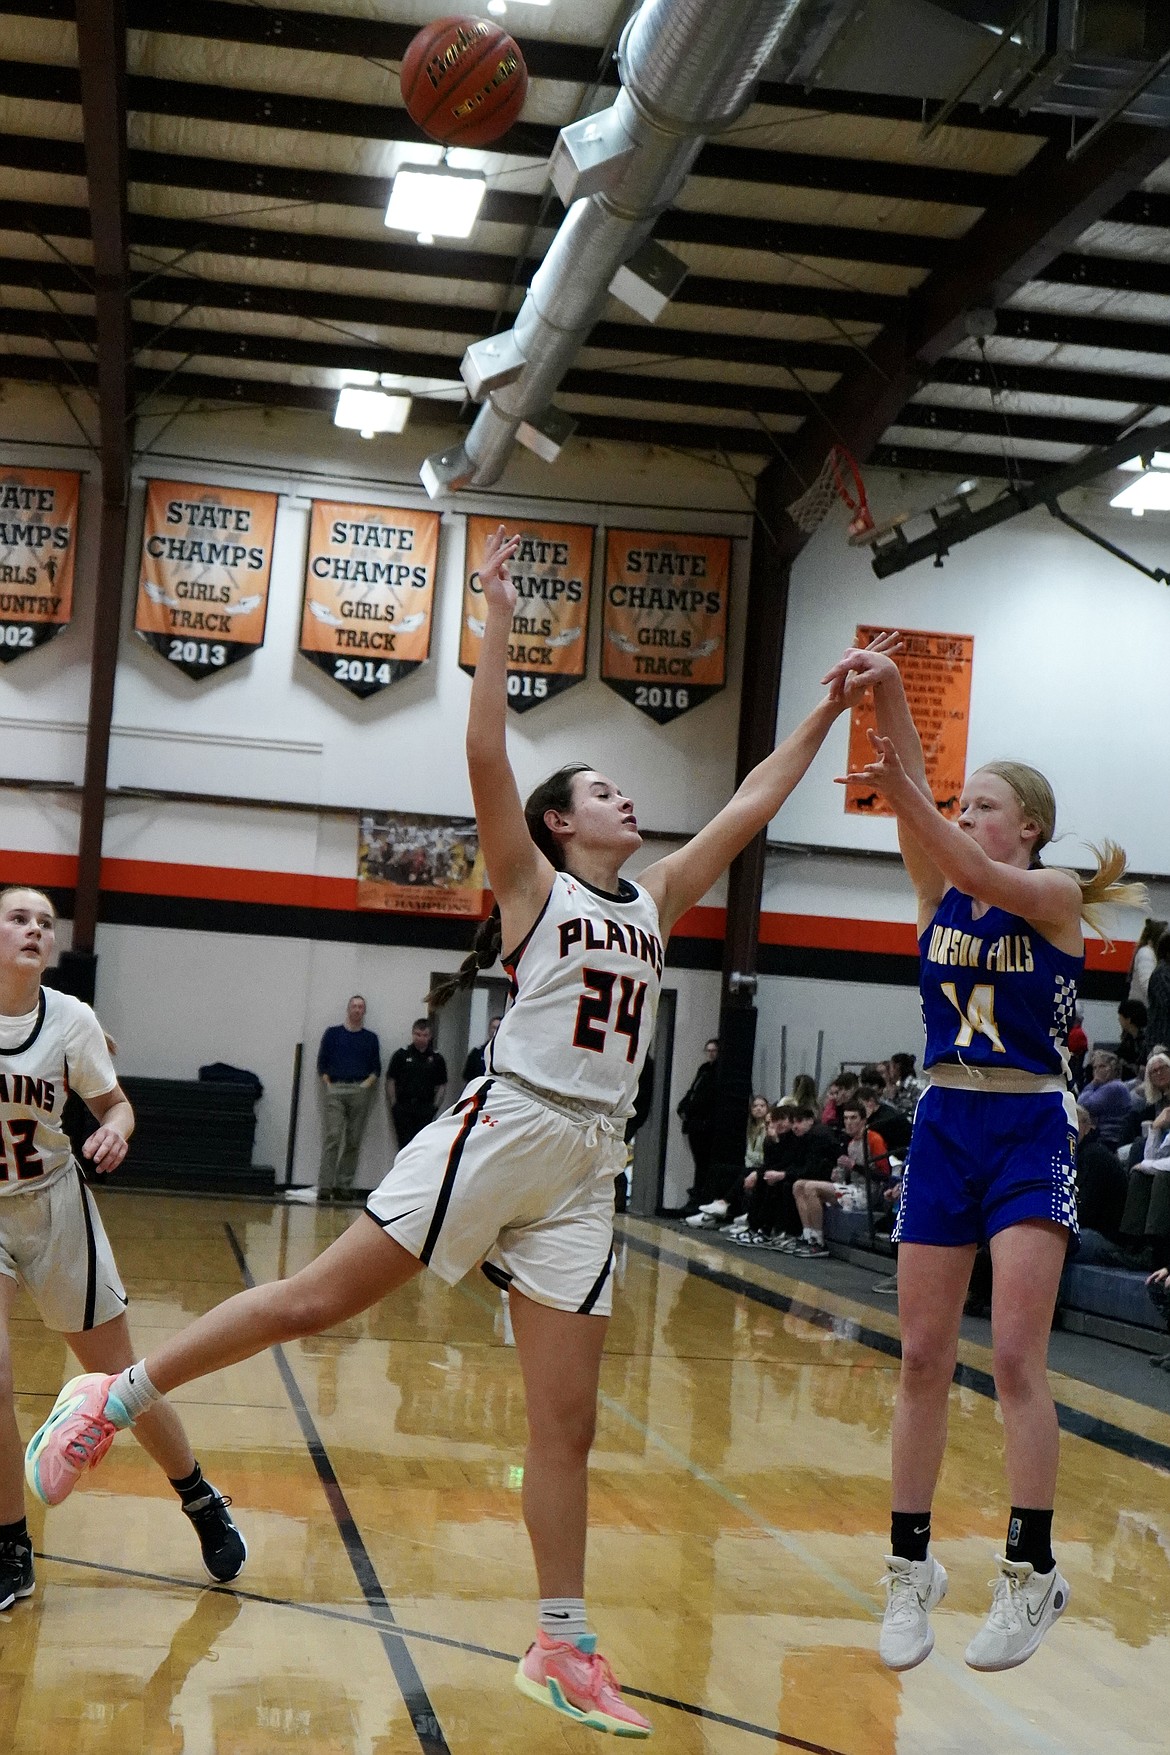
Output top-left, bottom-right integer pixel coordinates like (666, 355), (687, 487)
(488, 869), (663, 1116)
(0, 988), (117, 1196)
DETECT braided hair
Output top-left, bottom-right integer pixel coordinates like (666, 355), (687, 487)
(425, 763), (593, 1009)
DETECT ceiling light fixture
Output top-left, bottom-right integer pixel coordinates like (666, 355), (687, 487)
(334, 387), (411, 439)
(1110, 464), (1170, 517)
(385, 167), (486, 243)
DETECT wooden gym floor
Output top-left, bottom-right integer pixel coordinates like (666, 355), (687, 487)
(6, 1194), (1170, 1754)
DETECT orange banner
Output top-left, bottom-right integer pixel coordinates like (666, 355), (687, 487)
(601, 529), (731, 723)
(459, 514), (593, 712)
(134, 479), (277, 679)
(300, 500), (439, 698)
(357, 811), (486, 916)
(0, 466), (80, 661)
(846, 626), (974, 817)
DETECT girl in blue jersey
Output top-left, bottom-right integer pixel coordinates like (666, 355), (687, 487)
(829, 641), (1144, 1676)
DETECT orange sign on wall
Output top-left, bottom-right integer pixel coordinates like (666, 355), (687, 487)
(357, 811), (486, 916)
(0, 466), (80, 662)
(300, 500), (439, 699)
(845, 626), (974, 817)
(459, 514), (594, 712)
(601, 529), (730, 723)
(134, 478), (277, 680)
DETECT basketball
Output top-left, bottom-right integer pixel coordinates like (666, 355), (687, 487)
(400, 16), (528, 149)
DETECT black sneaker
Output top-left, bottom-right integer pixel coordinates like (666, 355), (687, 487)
(182, 1486), (247, 1583)
(0, 1536), (35, 1610)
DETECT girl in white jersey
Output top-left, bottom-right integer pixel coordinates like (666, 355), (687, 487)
(28, 531), (861, 1734)
(0, 886), (245, 1605)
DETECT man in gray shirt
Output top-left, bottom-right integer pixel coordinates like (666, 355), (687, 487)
(317, 995), (381, 1200)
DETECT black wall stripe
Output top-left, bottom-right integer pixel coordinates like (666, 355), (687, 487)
(20, 883), (1126, 998)
(420, 1081), (492, 1267)
(223, 1224), (451, 1755)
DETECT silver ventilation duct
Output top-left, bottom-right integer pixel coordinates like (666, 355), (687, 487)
(421, 0), (860, 496)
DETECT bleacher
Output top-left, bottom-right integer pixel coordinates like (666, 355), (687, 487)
(70, 1077), (274, 1198)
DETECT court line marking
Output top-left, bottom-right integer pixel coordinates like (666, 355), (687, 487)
(622, 1230), (1170, 1475)
(223, 1223), (450, 1755)
(33, 1550), (848, 1754)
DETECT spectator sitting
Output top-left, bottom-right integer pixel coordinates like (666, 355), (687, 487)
(788, 1098), (891, 1260)
(790, 1105), (840, 1178)
(1130, 917), (1168, 1006)
(1117, 1000), (1149, 1081)
(788, 1073), (818, 1111)
(1080, 1049), (1140, 1147)
(1132, 1050), (1170, 1130)
(856, 1082), (912, 1157)
(1118, 1102), (1170, 1268)
(1074, 1105), (1128, 1244)
(1148, 932), (1170, 1060)
(688, 1093), (769, 1229)
(888, 1051), (926, 1117)
(735, 1103), (804, 1245)
(820, 1071), (859, 1133)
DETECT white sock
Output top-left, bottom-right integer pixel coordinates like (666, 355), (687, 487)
(539, 1597), (590, 1646)
(110, 1361), (162, 1425)
(803, 1227), (824, 1244)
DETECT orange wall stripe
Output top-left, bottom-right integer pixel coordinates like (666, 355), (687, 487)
(0, 848), (1136, 965)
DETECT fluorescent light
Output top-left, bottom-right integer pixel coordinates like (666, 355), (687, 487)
(334, 387), (411, 438)
(1118, 451), (1170, 472)
(1110, 470), (1170, 515)
(385, 168), (486, 242)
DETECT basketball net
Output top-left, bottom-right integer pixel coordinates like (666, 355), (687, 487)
(786, 445), (875, 542)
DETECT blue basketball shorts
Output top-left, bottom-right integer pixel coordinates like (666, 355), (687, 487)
(893, 1085), (1078, 1248)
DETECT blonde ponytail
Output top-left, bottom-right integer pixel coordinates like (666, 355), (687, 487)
(1068, 840), (1148, 944)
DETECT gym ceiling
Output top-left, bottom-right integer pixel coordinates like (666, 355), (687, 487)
(3, 0), (1170, 505)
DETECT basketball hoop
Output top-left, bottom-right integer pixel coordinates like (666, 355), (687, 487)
(787, 445), (907, 547)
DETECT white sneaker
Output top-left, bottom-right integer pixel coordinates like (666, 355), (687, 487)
(723, 1217), (748, 1235)
(879, 1554), (947, 1671)
(964, 1557), (1069, 1671)
(698, 1199), (728, 1218)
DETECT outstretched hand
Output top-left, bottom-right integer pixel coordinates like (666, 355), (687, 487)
(821, 630), (904, 698)
(836, 727), (913, 798)
(478, 524), (522, 617)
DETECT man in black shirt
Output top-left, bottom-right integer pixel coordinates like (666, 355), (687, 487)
(462, 1015), (501, 1084)
(857, 1083), (912, 1157)
(388, 1018), (448, 1151)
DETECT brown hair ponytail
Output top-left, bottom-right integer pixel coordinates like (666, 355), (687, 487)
(425, 906), (504, 1010)
(425, 762), (594, 1011)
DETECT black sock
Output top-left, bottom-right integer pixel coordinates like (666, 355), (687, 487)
(0, 1517), (28, 1547)
(891, 1511), (931, 1563)
(169, 1463), (206, 1506)
(1006, 1507), (1054, 1574)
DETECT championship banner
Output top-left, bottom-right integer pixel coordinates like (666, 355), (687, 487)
(134, 479), (277, 680)
(845, 625), (974, 818)
(459, 514), (594, 713)
(0, 466), (80, 663)
(300, 500), (439, 699)
(601, 529), (731, 724)
(357, 811), (485, 916)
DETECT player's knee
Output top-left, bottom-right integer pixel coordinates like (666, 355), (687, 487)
(899, 1336), (952, 1390)
(991, 1339), (1040, 1403)
(529, 1395), (596, 1461)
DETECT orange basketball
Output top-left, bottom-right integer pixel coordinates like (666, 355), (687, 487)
(400, 16), (528, 149)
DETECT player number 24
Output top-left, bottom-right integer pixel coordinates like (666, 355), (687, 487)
(573, 969), (647, 1063)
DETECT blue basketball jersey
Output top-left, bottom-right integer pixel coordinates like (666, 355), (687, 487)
(919, 888), (1082, 1078)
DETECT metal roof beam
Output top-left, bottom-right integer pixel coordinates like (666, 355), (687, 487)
(931, 354), (1170, 408)
(0, 134), (949, 269)
(755, 118), (1170, 551)
(0, 58), (1011, 208)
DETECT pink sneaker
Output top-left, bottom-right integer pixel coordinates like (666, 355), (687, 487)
(25, 1373), (128, 1506)
(515, 1631), (651, 1737)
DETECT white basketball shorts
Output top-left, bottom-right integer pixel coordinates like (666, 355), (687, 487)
(0, 1167), (128, 1332)
(365, 1076), (625, 1317)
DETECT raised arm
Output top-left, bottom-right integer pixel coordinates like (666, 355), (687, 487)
(466, 526), (555, 943)
(639, 687), (852, 939)
(844, 731), (1082, 937)
(822, 633), (945, 910)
